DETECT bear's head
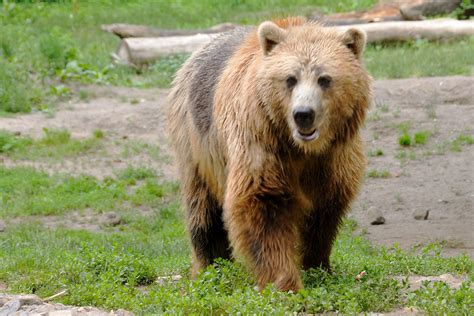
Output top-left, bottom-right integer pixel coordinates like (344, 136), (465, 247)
(256, 20), (371, 153)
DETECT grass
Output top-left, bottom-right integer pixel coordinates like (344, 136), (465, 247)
(365, 37), (474, 79)
(430, 133), (474, 155)
(0, 128), (103, 160)
(368, 148), (384, 157)
(367, 169), (391, 178)
(0, 189), (472, 314)
(399, 133), (412, 147)
(1, 1), (473, 114)
(398, 127), (431, 147)
(0, 165), (176, 218)
(451, 134), (474, 152)
(414, 131), (430, 145)
(396, 150), (417, 162)
(0, 159), (472, 313)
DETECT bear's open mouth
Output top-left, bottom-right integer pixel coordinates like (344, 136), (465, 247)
(294, 128), (320, 142)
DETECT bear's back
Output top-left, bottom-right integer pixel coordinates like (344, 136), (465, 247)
(186, 27), (251, 134)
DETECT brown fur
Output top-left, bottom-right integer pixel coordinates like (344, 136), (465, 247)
(167, 17), (371, 291)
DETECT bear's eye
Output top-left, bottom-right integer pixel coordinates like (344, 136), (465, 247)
(286, 76), (297, 89)
(318, 75), (332, 89)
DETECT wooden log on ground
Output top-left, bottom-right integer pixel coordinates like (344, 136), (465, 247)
(102, 23), (237, 38)
(112, 33), (220, 67)
(113, 19), (474, 67)
(400, 0), (461, 20)
(309, 0), (461, 25)
(335, 18), (474, 43)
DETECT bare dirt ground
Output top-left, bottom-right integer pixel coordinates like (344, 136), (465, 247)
(1, 76), (473, 258)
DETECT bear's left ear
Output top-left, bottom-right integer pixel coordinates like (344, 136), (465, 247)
(258, 21), (287, 55)
(341, 28), (366, 60)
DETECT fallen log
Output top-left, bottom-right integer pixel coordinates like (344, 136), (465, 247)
(102, 23), (237, 38)
(113, 19), (474, 67)
(112, 33), (220, 67)
(309, 0), (461, 25)
(334, 18), (474, 42)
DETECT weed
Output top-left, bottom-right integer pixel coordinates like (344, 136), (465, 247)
(93, 130), (105, 139)
(367, 110), (382, 122)
(79, 90), (90, 102)
(117, 166), (156, 185)
(121, 141), (161, 160)
(0, 130), (32, 153)
(450, 134), (474, 152)
(399, 134), (412, 147)
(0, 128), (103, 160)
(368, 148), (384, 157)
(414, 131), (429, 145)
(425, 105), (437, 119)
(0, 166), (172, 218)
(396, 150), (417, 162)
(50, 84), (71, 98)
(375, 100), (390, 113)
(367, 169), (391, 178)
(0, 58), (40, 113)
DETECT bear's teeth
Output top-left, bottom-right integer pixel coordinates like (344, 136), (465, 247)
(295, 129), (319, 142)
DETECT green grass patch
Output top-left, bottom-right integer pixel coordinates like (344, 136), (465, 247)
(399, 133), (412, 147)
(0, 58), (43, 113)
(451, 134), (474, 152)
(0, 128), (103, 160)
(0, 130), (32, 153)
(0, 217), (471, 314)
(0, 165), (472, 313)
(396, 150), (417, 162)
(0, 0), (376, 113)
(367, 169), (391, 178)
(365, 37), (474, 79)
(1, 1), (473, 113)
(414, 131), (430, 145)
(0, 166), (175, 218)
(120, 140), (162, 160)
(368, 148), (384, 157)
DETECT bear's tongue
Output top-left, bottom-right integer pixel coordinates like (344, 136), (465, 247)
(295, 129), (319, 142)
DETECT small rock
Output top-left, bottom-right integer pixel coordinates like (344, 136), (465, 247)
(0, 220), (6, 232)
(413, 209), (429, 220)
(17, 294), (42, 306)
(368, 207), (385, 225)
(115, 309), (134, 316)
(0, 299), (22, 315)
(48, 311), (75, 316)
(101, 212), (121, 226)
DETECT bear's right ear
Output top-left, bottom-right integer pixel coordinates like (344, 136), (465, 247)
(258, 21), (287, 55)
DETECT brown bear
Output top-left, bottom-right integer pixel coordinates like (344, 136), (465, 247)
(167, 17), (371, 292)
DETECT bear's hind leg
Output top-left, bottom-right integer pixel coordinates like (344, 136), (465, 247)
(184, 171), (231, 277)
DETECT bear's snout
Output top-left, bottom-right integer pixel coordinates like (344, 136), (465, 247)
(293, 107), (315, 130)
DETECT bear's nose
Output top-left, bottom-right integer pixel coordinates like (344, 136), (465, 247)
(293, 107), (315, 130)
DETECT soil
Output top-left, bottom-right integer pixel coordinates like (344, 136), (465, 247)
(0, 76), (472, 313)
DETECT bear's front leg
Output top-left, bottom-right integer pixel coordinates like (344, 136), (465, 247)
(223, 165), (303, 292)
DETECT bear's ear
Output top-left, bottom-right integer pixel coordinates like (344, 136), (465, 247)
(258, 21), (287, 55)
(341, 28), (366, 60)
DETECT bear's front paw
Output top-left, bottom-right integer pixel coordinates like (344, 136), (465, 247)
(258, 272), (303, 292)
